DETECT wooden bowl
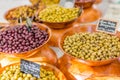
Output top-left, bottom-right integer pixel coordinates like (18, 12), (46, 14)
(4, 5), (39, 23)
(0, 62), (67, 80)
(75, 0), (96, 9)
(0, 23), (51, 58)
(36, 6), (82, 29)
(58, 24), (120, 66)
(39, 19), (77, 29)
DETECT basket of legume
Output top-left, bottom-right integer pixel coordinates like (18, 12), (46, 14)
(0, 23), (51, 58)
(0, 62), (67, 80)
(75, 0), (96, 8)
(36, 5), (81, 29)
(59, 25), (120, 66)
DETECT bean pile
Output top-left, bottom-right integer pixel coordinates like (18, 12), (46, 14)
(0, 25), (48, 53)
(6, 6), (37, 23)
(37, 5), (79, 22)
(63, 32), (120, 61)
(0, 65), (58, 80)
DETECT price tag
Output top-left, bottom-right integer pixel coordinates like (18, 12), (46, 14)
(59, 0), (75, 8)
(20, 59), (40, 78)
(97, 19), (118, 34)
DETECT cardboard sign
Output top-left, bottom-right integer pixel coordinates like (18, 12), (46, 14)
(20, 59), (40, 78)
(97, 19), (118, 34)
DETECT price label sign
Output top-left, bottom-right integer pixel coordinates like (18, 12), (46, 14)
(97, 19), (118, 34)
(20, 59), (40, 78)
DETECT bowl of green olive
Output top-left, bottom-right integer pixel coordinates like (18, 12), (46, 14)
(0, 62), (67, 80)
(36, 5), (81, 29)
(30, 0), (60, 6)
(75, 0), (96, 9)
(59, 25), (120, 66)
(5, 5), (38, 23)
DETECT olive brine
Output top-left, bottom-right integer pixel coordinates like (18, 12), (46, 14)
(0, 25), (48, 53)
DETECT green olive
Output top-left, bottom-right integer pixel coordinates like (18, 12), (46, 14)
(0, 65), (58, 80)
(63, 32), (120, 61)
(37, 5), (79, 22)
(6, 6), (37, 23)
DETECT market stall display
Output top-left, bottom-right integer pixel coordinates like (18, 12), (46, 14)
(0, 0), (120, 80)
(0, 62), (67, 80)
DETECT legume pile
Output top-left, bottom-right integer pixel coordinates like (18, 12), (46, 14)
(37, 5), (79, 22)
(6, 6), (37, 23)
(0, 25), (48, 53)
(0, 65), (58, 80)
(63, 32), (120, 61)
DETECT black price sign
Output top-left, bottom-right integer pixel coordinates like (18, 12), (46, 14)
(20, 59), (40, 78)
(97, 19), (118, 34)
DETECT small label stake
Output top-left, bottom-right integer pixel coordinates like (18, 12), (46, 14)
(96, 18), (118, 34)
(20, 59), (40, 78)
